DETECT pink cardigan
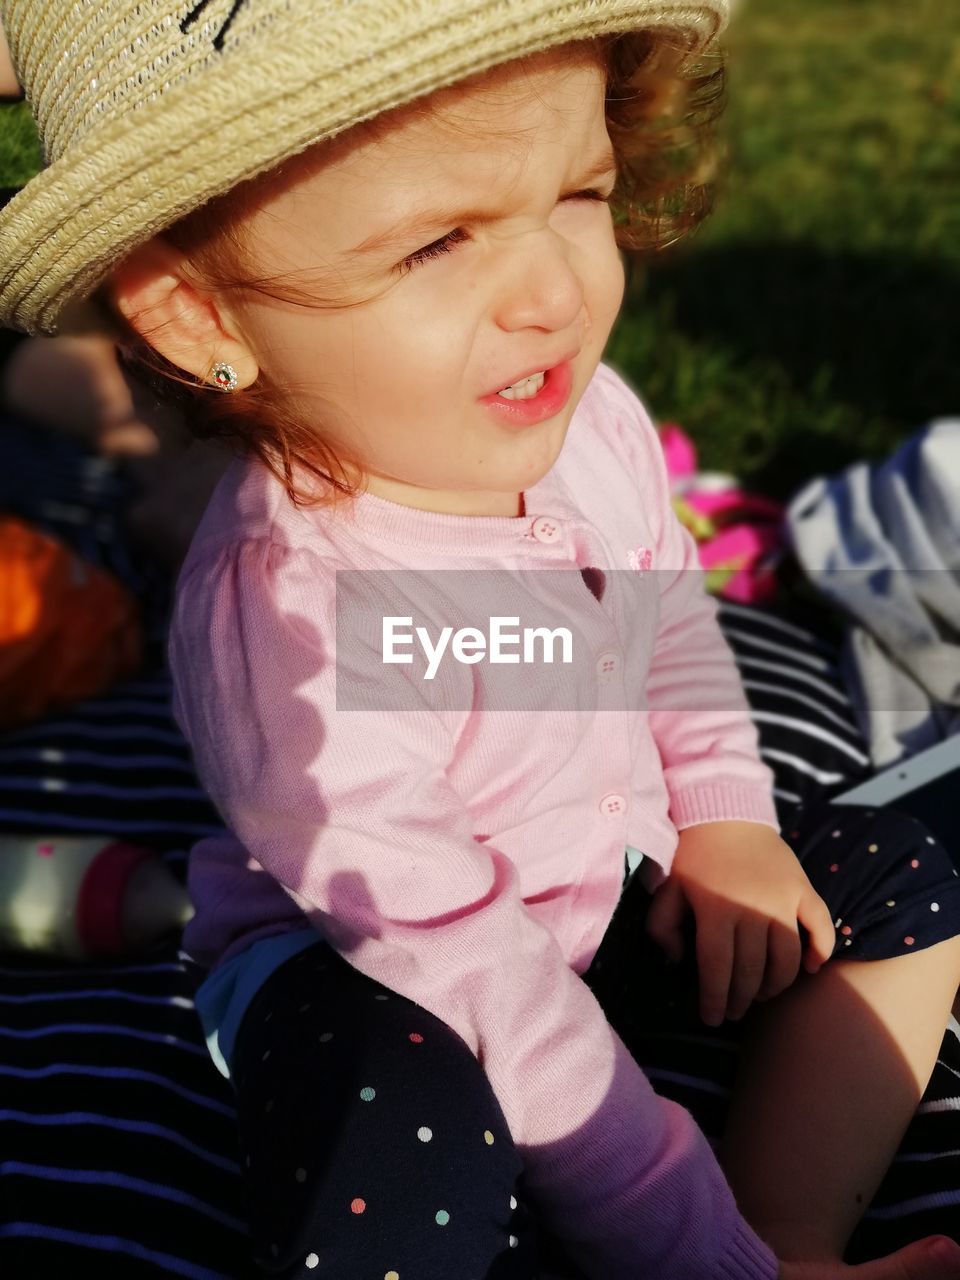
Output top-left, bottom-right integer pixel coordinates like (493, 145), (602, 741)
(170, 361), (779, 1280)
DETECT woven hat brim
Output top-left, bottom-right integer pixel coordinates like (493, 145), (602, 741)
(0, 0), (725, 336)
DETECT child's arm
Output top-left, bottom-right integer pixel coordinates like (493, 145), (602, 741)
(169, 535), (778, 1280)
(595, 364), (834, 1024)
(641, 457), (835, 1024)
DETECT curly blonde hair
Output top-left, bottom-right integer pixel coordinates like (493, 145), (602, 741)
(105, 28), (724, 510)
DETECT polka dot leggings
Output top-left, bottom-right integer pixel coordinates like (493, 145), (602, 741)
(230, 940), (540, 1279)
(229, 802), (960, 1278)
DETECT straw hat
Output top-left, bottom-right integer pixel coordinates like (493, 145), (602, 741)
(0, 0), (729, 337)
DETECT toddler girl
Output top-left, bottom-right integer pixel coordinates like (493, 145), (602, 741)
(2, 2), (960, 1278)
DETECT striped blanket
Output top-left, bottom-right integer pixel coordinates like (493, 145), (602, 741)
(1, 417), (959, 1277)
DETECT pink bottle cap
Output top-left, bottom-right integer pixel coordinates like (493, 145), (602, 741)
(76, 842), (155, 957)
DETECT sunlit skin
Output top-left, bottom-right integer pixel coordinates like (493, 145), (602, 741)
(209, 48), (624, 515)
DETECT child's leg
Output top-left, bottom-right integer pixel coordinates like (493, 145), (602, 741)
(720, 938), (960, 1262)
(718, 802), (960, 1263)
(230, 941), (539, 1279)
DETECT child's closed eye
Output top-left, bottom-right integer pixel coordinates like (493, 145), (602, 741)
(401, 188), (614, 270)
(404, 226), (470, 268)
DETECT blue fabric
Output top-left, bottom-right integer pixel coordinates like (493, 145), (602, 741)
(624, 843), (645, 877)
(787, 419), (960, 765)
(194, 928), (322, 1078)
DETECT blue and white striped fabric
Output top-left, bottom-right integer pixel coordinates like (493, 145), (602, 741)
(1, 415), (958, 1276)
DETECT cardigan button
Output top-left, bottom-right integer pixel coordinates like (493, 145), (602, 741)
(596, 652), (619, 680)
(530, 516), (561, 544)
(599, 793), (626, 816)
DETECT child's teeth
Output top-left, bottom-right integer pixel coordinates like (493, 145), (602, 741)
(497, 371), (545, 400)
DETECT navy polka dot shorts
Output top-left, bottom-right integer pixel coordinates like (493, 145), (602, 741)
(229, 802), (960, 1279)
(784, 802), (960, 960)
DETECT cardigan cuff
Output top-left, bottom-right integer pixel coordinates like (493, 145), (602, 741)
(715, 1214), (780, 1280)
(669, 783), (780, 833)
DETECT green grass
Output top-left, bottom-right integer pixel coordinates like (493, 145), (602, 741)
(0, 99), (41, 186)
(609, 0), (960, 494)
(2, 0), (958, 495)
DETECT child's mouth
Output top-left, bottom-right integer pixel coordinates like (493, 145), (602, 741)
(479, 360), (575, 426)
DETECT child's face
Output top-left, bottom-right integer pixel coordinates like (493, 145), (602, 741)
(232, 47), (624, 516)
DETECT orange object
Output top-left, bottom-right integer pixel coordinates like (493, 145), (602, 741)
(0, 515), (142, 728)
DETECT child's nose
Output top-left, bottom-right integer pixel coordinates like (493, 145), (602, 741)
(490, 228), (585, 334)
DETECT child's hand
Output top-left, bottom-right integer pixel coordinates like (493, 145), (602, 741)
(646, 820), (835, 1026)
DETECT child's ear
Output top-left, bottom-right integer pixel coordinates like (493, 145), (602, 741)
(106, 237), (258, 390)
